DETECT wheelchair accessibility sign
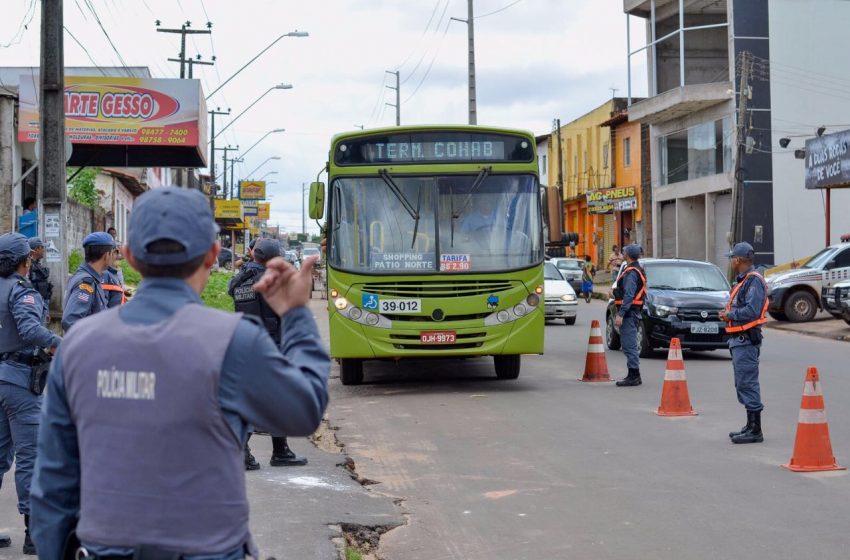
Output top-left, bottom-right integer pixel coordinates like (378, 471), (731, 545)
(362, 292), (379, 310)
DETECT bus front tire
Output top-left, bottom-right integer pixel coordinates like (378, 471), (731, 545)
(494, 355), (521, 380)
(340, 359), (364, 386)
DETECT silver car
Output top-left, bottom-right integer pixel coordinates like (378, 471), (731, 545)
(550, 257), (583, 294)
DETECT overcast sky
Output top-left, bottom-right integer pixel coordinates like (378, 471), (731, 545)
(0, 0), (647, 233)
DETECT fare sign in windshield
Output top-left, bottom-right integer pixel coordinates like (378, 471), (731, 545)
(335, 131), (534, 165)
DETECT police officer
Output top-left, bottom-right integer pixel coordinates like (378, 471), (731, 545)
(0, 233), (61, 555)
(614, 244), (646, 387)
(61, 232), (114, 331)
(719, 242), (768, 444)
(27, 238), (52, 323)
(229, 238), (308, 469)
(31, 187), (330, 559)
(102, 247), (127, 308)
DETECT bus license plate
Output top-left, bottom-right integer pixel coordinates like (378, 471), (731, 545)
(690, 323), (719, 334)
(420, 331), (456, 345)
(379, 299), (421, 313)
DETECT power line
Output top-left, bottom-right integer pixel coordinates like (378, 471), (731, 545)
(475, 0), (524, 19)
(400, 0), (451, 85)
(83, 0), (132, 74)
(64, 25), (109, 76)
(0, 0), (37, 48)
(395, 0), (443, 71)
(404, 18), (452, 104)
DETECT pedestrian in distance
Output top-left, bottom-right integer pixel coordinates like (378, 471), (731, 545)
(60, 232), (114, 332)
(0, 233), (61, 555)
(607, 244), (624, 272)
(30, 187), (330, 559)
(581, 255), (596, 303)
(27, 238), (52, 323)
(719, 242), (768, 444)
(613, 244), (646, 387)
(229, 238), (309, 469)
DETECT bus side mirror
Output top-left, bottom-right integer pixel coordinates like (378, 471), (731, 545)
(309, 182), (325, 220)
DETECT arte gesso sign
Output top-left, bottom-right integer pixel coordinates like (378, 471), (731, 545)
(18, 76), (202, 147)
(805, 130), (850, 189)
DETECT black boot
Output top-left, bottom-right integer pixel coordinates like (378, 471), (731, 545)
(728, 417), (750, 439)
(23, 515), (35, 555)
(731, 410), (763, 444)
(270, 437), (308, 467)
(244, 442), (260, 471)
(616, 368), (642, 387)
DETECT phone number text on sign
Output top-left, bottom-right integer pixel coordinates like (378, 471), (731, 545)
(379, 299), (421, 313)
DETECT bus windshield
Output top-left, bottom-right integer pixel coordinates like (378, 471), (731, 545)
(331, 174), (541, 273)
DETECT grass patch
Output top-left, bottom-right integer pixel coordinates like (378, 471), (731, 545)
(68, 250), (83, 273)
(202, 271), (234, 312)
(345, 548), (363, 560)
(119, 260), (142, 287)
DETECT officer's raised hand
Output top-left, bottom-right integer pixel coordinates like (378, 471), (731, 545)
(254, 255), (318, 316)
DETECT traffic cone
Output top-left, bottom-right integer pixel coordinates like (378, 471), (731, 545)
(581, 320), (611, 382)
(655, 338), (697, 416)
(782, 367), (845, 472)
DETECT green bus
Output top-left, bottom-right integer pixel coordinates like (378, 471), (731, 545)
(309, 125), (544, 384)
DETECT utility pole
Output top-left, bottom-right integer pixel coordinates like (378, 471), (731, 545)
(228, 157), (243, 200)
(385, 70), (400, 126)
(168, 54), (214, 79)
(730, 51), (752, 251)
(156, 21), (212, 78)
(208, 108), (230, 197)
(302, 182), (307, 236)
(38, 0), (67, 318)
(554, 118), (565, 234)
(451, 1), (478, 125)
(216, 145), (237, 199)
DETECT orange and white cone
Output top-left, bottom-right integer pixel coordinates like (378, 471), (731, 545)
(581, 320), (611, 382)
(655, 338), (697, 416)
(782, 367), (845, 472)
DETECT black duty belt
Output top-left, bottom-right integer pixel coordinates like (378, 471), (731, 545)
(0, 352), (35, 366)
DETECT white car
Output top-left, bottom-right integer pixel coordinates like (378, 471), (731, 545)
(544, 262), (578, 325)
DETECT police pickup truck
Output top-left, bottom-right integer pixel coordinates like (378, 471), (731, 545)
(765, 242), (850, 322)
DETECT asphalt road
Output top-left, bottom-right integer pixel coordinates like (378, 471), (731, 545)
(328, 299), (850, 560)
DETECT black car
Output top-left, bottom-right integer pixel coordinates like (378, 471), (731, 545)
(605, 258), (731, 357)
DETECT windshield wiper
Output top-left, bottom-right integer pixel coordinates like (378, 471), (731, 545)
(649, 284), (677, 290)
(378, 169), (421, 248)
(679, 286), (716, 292)
(449, 166), (492, 248)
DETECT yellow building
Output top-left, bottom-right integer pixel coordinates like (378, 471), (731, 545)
(549, 98), (628, 265)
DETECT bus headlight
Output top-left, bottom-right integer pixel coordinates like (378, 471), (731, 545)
(497, 310), (511, 323)
(535, 285), (544, 295)
(365, 313), (379, 326)
(526, 293), (540, 307)
(330, 288), (339, 298)
(513, 304), (527, 317)
(348, 306), (362, 320)
(334, 297), (349, 310)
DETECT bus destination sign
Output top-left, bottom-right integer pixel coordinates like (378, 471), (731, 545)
(335, 131), (533, 166)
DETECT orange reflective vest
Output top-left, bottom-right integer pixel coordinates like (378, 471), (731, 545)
(725, 271), (768, 333)
(614, 265), (646, 306)
(102, 283), (127, 305)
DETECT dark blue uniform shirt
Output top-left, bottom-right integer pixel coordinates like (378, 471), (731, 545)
(31, 277), (330, 559)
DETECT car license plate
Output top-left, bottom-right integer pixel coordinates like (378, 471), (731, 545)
(690, 323), (720, 334)
(420, 331), (456, 344)
(379, 299), (421, 313)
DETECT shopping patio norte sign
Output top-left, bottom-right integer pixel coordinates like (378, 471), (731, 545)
(805, 129), (850, 189)
(17, 76), (207, 167)
(586, 186), (638, 214)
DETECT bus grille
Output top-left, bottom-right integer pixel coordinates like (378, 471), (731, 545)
(361, 280), (513, 297)
(382, 312), (491, 322)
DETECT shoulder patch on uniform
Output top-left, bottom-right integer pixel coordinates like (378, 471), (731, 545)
(22, 294), (36, 305)
(78, 283), (94, 293)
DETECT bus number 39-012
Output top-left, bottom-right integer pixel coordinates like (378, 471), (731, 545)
(379, 299), (421, 313)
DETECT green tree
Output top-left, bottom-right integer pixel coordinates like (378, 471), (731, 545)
(67, 167), (100, 208)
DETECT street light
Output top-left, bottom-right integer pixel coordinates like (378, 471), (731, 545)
(205, 31), (308, 100)
(246, 156), (281, 179)
(257, 170), (278, 182)
(212, 84), (292, 141)
(240, 128), (285, 160)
